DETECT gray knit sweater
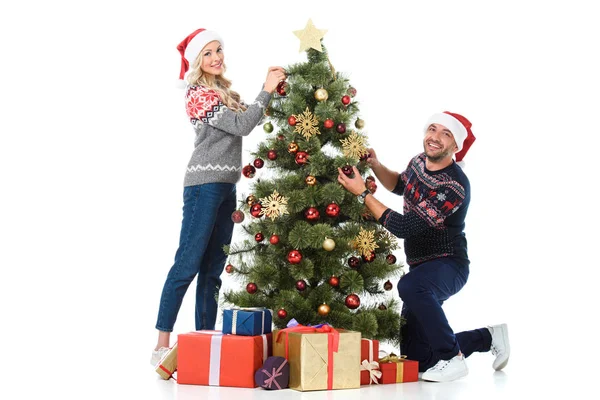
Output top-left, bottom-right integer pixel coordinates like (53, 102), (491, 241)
(183, 85), (271, 187)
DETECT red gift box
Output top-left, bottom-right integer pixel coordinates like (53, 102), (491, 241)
(360, 339), (381, 385)
(177, 330), (272, 387)
(378, 354), (418, 384)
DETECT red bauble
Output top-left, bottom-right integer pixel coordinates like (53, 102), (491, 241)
(328, 276), (340, 287)
(295, 151), (309, 165)
(246, 282), (258, 294)
(341, 95), (351, 105)
(362, 251), (376, 263)
(277, 308), (288, 319)
(276, 81), (287, 96)
(253, 158), (265, 169)
(341, 165), (354, 177)
(359, 152), (370, 162)
(324, 119), (334, 129)
(345, 293), (360, 309)
(250, 203), (263, 218)
(304, 207), (320, 221)
(255, 232), (264, 242)
(347, 87), (357, 97)
(295, 279), (307, 291)
(348, 256), (361, 269)
(384, 280), (393, 291)
(242, 164), (256, 178)
(386, 254), (397, 264)
(366, 175), (375, 184)
(267, 150), (278, 160)
(225, 264), (234, 273)
(336, 123), (346, 134)
(288, 116), (297, 126)
(325, 203), (340, 218)
(287, 250), (302, 264)
(277, 134), (285, 141)
(231, 210), (245, 224)
(367, 181), (377, 194)
(269, 234), (280, 245)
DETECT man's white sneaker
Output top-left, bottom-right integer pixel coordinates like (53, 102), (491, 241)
(150, 347), (170, 366)
(488, 323), (510, 371)
(421, 354), (468, 382)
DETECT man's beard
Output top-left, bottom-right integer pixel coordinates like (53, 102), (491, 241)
(423, 143), (452, 162)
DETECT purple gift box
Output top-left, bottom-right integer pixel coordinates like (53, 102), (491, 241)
(254, 356), (289, 390)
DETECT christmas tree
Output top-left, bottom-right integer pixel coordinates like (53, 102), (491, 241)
(224, 20), (404, 346)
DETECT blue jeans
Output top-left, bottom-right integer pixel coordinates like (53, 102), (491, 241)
(156, 183), (236, 332)
(398, 258), (492, 372)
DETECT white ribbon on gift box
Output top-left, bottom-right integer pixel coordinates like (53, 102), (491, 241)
(360, 338), (382, 384)
(230, 307), (269, 335)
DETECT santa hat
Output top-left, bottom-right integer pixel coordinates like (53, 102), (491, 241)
(424, 111), (476, 163)
(176, 29), (224, 83)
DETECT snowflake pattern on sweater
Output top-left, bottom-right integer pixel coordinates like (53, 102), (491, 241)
(379, 153), (470, 267)
(185, 85), (226, 125)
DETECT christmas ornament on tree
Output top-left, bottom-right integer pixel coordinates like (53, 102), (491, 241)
(367, 181), (377, 194)
(295, 279), (307, 291)
(277, 308), (288, 319)
(267, 150), (278, 160)
(276, 81), (287, 96)
(336, 123), (346, 134)
(322, 237), (336, 251)
(253, 158), (265, 169)
(263, 122), (274, 133)
(341, 165), (354, 177)
(384, 280), (393, 291)
(305, 175), (317, 186)
(246, 195), (257, 206)
(259, 190), (290, 220)
(341, 131), (368, 159)
(345, 294), (360, 309)
(386, 254), (397, 264)
(287, 250), (302, 264)
(348, 256), (361, 269)
(304, 207), (320, 221)
(341, 95), (351, 105)
(250, 203), (263, 218)
(225, 264), (234, 274)
(255, 232), (264, 242)
(295, 151), (309, 165)
(328, 276), (340, 287)
(293, 107), (320, 140)
(353, 228), (380, 257)
(355, 118), (365, 129)
(277, 134), (285, 141)
(325, 202), (340, 217)
(324, 119), (334, 129)
(347, 86), (357, 97)
(293, 19), (327, 52)
(288, 116), (297, 126)
(270, 234), (280, 245)
(378, 303), (387, 311)
(287, 142), (299, 153)
(362, 251), (376, 263)
(314, 88), (329, 102)
(231, 210), (245, 224)
(242, 164), (256, 178)
(246, 282), (258, 294)
(318, 303), (331, 316)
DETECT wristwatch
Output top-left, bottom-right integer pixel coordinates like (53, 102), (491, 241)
(357, 189), (371, 204)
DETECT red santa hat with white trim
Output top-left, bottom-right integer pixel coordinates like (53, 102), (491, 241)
(176, 28), (224, 86)
(424, 111), (476, 165)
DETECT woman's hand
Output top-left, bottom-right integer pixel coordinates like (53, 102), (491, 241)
(263, 66), (287, 93)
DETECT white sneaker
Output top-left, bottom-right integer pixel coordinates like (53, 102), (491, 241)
(488, 323), (510, 371)
(422, 354), (468, 382)
(150, 347), (170, 366)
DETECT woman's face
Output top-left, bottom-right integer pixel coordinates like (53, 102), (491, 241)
(199, 41), (224, 76)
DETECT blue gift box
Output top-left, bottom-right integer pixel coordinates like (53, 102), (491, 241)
(223, 308), (273, 336)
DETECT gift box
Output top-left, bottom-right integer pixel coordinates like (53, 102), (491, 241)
(223, 307), (272, 336)
(378, 354), (418, 384)
(360, 339), (381, 385)
(273, 325), (361, 391)
(254, 356), (289, 390)
(155, 343), (178, 380)
(177, 330), (272, 387)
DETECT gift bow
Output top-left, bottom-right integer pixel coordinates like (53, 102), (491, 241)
(378, 352), (407, 363)
(262, 359), (288, 390)
(360, 359), (382, 384)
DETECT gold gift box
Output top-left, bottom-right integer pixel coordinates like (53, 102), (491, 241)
(273, 329), (361, 391)
(155, 343), (178, 380)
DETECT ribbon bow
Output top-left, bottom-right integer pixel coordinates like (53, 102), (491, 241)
(262, 359), (288, 390)
(360, 359), (382, 384)
(378, 352), (407, 363)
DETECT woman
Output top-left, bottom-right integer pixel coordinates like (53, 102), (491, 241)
(152, 28), (286, 365)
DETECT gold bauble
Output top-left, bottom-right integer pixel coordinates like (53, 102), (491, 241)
(314, 88), (329, 102)
(355, 118), (365, 129)
(288, 142), (299, 153)
(318, 303), (331, 316)
(305, 175), (317, 186)
(246, 194), (257, 206)
(323, 237), (336, 251)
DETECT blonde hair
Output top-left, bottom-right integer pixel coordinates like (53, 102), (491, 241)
(186, 51), (247, 112)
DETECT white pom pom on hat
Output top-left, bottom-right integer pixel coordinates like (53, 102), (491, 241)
(176, 28), (224, 87)
(424, 111), (476, 165)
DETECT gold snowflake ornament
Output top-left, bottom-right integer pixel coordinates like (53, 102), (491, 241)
(353, 227), (379, 257)
(259, 190), (290, 220)
(340, 131), (368, 159)
(294, 107), (320, 140)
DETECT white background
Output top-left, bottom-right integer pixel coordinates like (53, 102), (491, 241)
(1, 0), (597, 397)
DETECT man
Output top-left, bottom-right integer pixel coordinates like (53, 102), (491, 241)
(337, 111), (509, 382)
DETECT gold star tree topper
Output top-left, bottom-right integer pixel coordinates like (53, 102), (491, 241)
(294, 19), (327, 52)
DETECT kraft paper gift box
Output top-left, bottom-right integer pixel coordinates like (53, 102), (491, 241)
(177, 330), (272, 387)
(222, 307), (272, 336)
(273, 326), (361, 391)
(155, 343), (178, 380)
(378, 354), (419, 384)
(360, 339), (381, 385)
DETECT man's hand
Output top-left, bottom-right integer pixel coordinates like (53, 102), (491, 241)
(365, 148), (381, 169)
(337, 166), (368, 195)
